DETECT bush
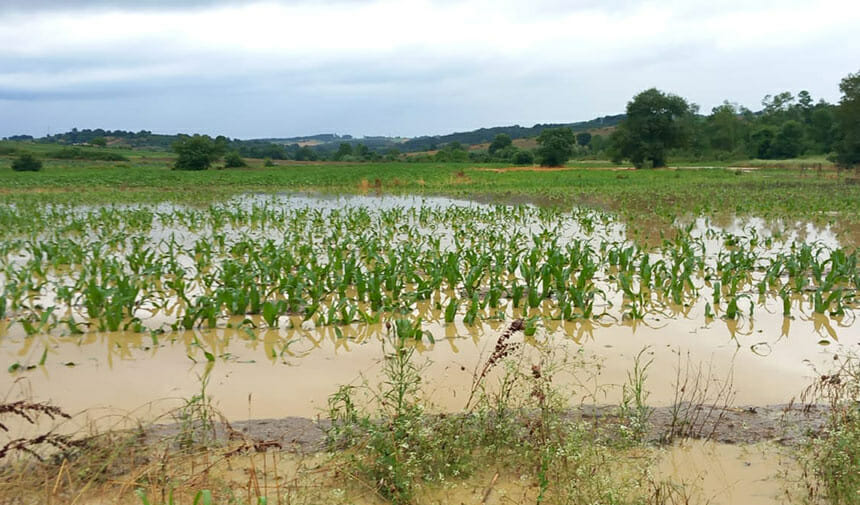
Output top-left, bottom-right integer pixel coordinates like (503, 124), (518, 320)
(263, 158), (275, 167)
(513, 150), (534, 165)
(223, 151), (247, 168)
(49, 147), (128, 162)
(12, 153), (42, 172)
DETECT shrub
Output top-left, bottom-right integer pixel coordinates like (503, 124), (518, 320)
(512, 149), (534, 165)
(12, 153), (42, 172)
(223, 151), (247, 168)
(49, 147), (128, 162)
(263, 158), (275, 167)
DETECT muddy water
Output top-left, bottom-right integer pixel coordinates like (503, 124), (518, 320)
(656, 440), (800, 505)
(0, 194), (856, 429)
(3, 302), (855, 427)
(79, 440), (797, 505)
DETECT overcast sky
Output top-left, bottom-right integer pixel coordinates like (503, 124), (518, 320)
(1, 0), (858, 139)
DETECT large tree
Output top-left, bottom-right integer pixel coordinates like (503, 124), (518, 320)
(172, 135), (225, 171)
(835, 69), (860, 167)
(488, 133), (512, 155)
(610, 88), (693, 168)
(536, 127), (575, 167)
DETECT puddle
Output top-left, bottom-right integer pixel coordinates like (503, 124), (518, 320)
(656, 439), (800, 504)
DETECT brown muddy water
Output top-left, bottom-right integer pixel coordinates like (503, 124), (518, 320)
(3, 305), (854, 425)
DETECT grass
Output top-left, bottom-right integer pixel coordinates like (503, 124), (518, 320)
(1, 142), (858, 231)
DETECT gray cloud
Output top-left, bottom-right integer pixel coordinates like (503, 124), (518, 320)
(1, 0), (859, 139)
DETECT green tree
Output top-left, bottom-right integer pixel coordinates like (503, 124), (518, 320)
(12, 153), (42, 172)
(835, 69), (860, 167)
(610, 88), (693, 168)
(706, 102), (746, 153)
(809, 106), (836, 153)
(750, 126), (777, 159)
(770, 120), (805, 158)
(536, 127), (575, 167)
(172, 135), (225, 171)
(488, 133), (512, 155)
(223, 150), (247, 168)
(334, 142), (353, 161)
(575, 132), (592, 147)
(89, 137), (107, 147)
(295, 146), (318, 161)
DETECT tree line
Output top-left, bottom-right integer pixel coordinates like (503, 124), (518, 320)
(6, 69), (859, 171)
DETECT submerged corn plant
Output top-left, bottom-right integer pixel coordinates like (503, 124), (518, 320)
(0, 196), (856, 372)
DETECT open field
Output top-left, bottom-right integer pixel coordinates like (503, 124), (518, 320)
(1, 147), (859, 504)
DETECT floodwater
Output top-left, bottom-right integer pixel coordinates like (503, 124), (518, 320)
(1, 193), (856, 423)
(80, 440), (797, 505)
(3, 304), (855, 426)
(655, 440), (799, 505)
(2, 193), (854, 503)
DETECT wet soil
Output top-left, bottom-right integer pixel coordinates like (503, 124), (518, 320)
(144, 403), (829, 454)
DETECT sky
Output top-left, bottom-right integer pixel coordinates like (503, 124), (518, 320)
(1, 0), (859, 140)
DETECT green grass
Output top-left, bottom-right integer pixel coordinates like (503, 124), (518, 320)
(1, 149), (858, 227)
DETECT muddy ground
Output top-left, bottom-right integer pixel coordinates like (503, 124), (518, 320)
(145, 403), (830, 453)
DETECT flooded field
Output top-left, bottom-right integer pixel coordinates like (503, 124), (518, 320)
(2, 194), (857, 416)
(1, 193), (858, 504)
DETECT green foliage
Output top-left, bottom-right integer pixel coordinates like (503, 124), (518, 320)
(172, 135), (225, 171)
(706, 102), (747, 153)
(433, 142), (469, 162)
(293, 145), (318, 161)
(835, 69), (860, 168)
(575, 132), (592, 147)
(11, 153), (42, 172)
(334, 142), (353, 161)
(536, 127), (576, 167)
(488, 133), (512, 155)
(49, 147), (128, 161)
(328, 336), (473, 504)
(222, 150), (246, 168)
(512, 149), (534, 165)
(611, 88), (693, 168)
(803, 355), (860, 504)
(89, 137), (107, 147)
(771, 120), (805, 158)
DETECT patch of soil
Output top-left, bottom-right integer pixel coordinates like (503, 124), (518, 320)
(144, 403), (829, 454)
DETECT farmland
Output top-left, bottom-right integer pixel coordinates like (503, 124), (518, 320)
(1, 147), (859, 504)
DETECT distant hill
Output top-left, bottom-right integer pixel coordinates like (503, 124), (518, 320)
(397, 114), (625, 152)
(2, 114), (625, 155)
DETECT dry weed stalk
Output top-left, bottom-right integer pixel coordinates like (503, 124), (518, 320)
(0, 400), (74, 461)
(664, 350), (736, 442)
(465, 318), (525, 410)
